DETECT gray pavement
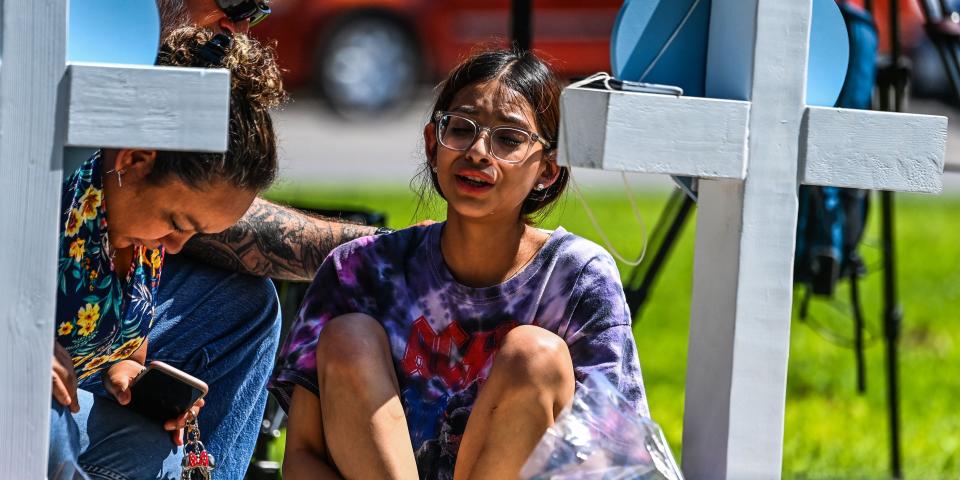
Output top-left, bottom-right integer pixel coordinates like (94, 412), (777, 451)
(272, 93), (960, 192)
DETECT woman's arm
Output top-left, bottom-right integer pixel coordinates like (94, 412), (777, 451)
(283, 386), (343, 480)
(183, 197), (376, 281)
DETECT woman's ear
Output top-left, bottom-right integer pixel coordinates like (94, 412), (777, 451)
(423, 123), (438, 170)
(113, 149), (158, 182)
(537, 151), (562, 189)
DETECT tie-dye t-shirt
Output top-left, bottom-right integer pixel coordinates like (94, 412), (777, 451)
(269, 222), (647, 479)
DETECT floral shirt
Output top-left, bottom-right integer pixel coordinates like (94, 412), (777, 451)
(269, 223), (647, 479)
(55, 152), (164, 385)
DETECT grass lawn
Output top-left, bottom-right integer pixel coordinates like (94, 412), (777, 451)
(266, 183), (960, 478)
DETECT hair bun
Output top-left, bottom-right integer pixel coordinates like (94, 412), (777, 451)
(158, 26), (286, 111)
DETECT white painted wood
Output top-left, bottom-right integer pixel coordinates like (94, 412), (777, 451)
(684, 2), (812, 478)
(560, 87), (750, 179)
(66, 63), (230, 152)
(801, 106), (947, 193)
(0, 0), (67, 477)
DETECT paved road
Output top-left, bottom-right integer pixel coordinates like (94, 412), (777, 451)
(272, 93), (960, 191)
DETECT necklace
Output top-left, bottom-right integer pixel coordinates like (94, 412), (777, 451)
(504, 232), (547, 281)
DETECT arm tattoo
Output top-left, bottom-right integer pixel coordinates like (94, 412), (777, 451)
(183, 197), (377, 281)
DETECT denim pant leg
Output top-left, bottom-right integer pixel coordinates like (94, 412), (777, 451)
(49, 399), (85, 480)
(50, 389), (182, 480)
(147, 254), (282, 480)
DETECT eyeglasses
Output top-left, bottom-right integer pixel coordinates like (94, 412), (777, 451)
(215, 0), (271, 27)
(433, 111), (552, 164)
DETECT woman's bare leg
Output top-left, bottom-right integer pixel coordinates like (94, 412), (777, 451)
(454, 325), (575, 480)
(288, 313), (419, 479)
(283, 385), (342, 479)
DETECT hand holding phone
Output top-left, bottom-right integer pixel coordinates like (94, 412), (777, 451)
(128, 361), (208, 444)
(103, 359), (145, 407)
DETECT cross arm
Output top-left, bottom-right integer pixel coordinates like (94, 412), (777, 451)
(65, 63), (230, 152)
(800, 106), (948, 193)
(558, 87), (750, 179)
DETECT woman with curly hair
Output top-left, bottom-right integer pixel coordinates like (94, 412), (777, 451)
(49, 26), (284, 479)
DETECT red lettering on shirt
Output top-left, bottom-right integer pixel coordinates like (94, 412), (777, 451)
(401, 316), (516, 389)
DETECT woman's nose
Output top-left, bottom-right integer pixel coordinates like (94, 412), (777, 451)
(465, 131), (493, 164)
(161, 232), (193, 254)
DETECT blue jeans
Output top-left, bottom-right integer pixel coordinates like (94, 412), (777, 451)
(49, 254), (282, 479)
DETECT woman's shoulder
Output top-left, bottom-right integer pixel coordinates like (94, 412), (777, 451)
(326, 222), (436, 273)
(548, 227), (620, 277)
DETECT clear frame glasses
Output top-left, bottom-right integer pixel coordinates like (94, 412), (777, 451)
(433, 111), (552, 164)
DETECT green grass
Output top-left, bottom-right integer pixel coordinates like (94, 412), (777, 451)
(266, 183), (960, 478)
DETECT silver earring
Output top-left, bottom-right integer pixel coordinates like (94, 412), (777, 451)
(431, 166), (438, 173)
(535, 183), (545, 191)
(106, 168), (125, 187)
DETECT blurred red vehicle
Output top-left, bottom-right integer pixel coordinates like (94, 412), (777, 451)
(252, 0), (621, 113)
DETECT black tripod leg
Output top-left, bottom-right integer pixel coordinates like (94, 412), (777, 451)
(850, 268), (867, 394)
(881, 190), (903, 479)
(878, 0), (906, 476)
(624, 191), (695, 320)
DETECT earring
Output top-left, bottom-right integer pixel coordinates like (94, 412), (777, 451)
(431, 165), (438, 173)
(535, 183), (545, 191)
(106, 168), (126, 187)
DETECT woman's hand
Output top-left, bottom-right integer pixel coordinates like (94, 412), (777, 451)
(165, 398), (205, 446)
(52, 342), (79, 413)
(103, 359), (144, 406)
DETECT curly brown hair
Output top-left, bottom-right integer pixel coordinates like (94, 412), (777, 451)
(148, 26), (286, 192)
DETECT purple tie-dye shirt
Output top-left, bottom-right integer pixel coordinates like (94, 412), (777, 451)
(269, 222), (647, 479)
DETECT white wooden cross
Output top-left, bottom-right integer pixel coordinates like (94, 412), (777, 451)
(0, 1), (230, 476)
(560, 1), (946, 478)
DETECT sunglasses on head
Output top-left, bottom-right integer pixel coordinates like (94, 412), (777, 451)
(215, 0), (271, 27)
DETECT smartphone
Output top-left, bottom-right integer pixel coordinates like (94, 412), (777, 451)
(578, 76), (684, 96)
(128, 361), (208, 424)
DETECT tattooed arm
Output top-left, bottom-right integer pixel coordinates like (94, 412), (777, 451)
(183, 197), (377, 282)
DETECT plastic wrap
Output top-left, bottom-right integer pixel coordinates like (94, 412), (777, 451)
(520, 372), (683, 480)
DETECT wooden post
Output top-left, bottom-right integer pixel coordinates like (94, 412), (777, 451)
(0, 0), (67, 476)
(683, 2), (812, 477)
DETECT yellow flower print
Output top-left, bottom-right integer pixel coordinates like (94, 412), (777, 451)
(109, 337), (145, 362)
(72, 352), (93, 368)
(81, 355), (110, 375)
(64, 208), (83, 237)
(150, 249), (162, 270)
(76, 303), (100, 337)
(78, 186), (102, 221)
(68, 238), (85, 263)
(57, 322), (74, 336)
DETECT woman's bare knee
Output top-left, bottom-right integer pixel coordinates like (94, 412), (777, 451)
(493, 325), (574, 393)
(315, 314), (393, 390)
